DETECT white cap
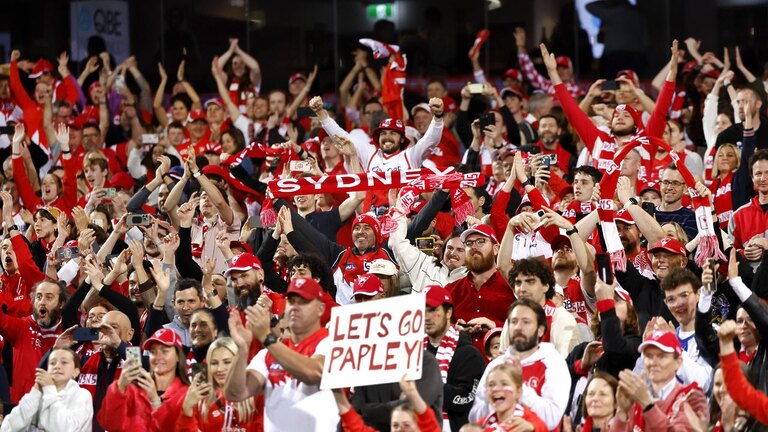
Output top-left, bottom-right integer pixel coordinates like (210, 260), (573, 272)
(367, 259), (398, 276)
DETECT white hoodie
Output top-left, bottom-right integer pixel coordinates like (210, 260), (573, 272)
(469, 343), (571, 430)
(1, 379), (93, 432)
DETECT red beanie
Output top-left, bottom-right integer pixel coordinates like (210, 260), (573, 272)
(352, 214), (382, 246)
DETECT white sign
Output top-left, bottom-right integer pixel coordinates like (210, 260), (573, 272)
(70, 1), (130, 64)
(320, 294), (426, 390)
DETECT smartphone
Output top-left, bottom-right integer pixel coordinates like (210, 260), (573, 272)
(640, 201), (656, 216)
(73, 327), (100, 342)
(468, 83), (486, 94)
(56, 246), (80, 261)
(705, 258), (717, 293)
(416, 237), (435, 251)
(601, 80), (619, 91)
(531, 209), (547, 230)
(125, 346), (141, 366)
(126, 213), (152, 227)
(0, 126), (13, 135)
(191, 362), (208, 382)
(479, 112), (495, 132)
(289, 160), (311, 172)
(101, 188), (117, 199)
(141, 134), (159, 144)
(596, 253), (614, 284)
(542, 154), (557, 166)
(296, 107), (316, 118)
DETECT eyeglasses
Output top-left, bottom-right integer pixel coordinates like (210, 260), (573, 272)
(660, 180), (685, 189)
(464, 237), (490, 248)
(663, 291), (694, 305)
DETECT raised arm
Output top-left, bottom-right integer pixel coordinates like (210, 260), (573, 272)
(212, 56), (244, 122)
(233, 40), (263, 91)
(617, 176), (665, 246)
(286, 65), (317, 119)
(153, 62), (170, 129)
(224, 313), (266, 401)
(515, 28), (552, 92)
(405, 98), (444, 167)
(177, 60), (201, 110)
(188, 152), (235, 225)
(310, 96), (373, 160)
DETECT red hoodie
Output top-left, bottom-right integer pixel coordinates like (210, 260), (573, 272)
(98, 376), (188, 432)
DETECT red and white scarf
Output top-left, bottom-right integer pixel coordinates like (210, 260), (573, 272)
(481, 405), (526, 430)
(429, 325), (460, 384)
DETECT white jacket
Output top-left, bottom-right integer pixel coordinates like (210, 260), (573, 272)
(469, 343), (571, 430)
(387, 217), (467, 292)
(1, 380), (93, 432)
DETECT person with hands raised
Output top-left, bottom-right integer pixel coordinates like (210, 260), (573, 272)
(1, 347), (93, 432)
(0, 190), (45, 318)
(99, 327), (190, 432)
(224, 277), (340, 431)
(216, 37), (263, 112)
(515, 26), (583, 98)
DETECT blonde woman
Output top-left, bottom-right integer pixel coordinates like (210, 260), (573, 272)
(708, 143), (740, 229)
(176, 337), (259, 431)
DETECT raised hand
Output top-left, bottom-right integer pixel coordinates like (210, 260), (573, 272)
(513, 27), (526, 49)
(309, 96), (324, 112)
(55, 123), (70, 150)
(158, 62), (167, 82)
(57, 51), (71, 77)
(12, 123), (26, 147)
(228, 311), (254, 349)
(149, 260), (171, 294)
(177, 59), (186, 82)
(428, 97), (444, 117)
(717, 319), (737, 341)
(84, 56), (100, 75)
(10, 50), (20, 62)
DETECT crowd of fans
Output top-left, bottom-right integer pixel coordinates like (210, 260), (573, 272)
(0, 14), (767, 432)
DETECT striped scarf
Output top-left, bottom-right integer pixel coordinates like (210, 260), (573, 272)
(429, 325), (460, 384)
(481, 405), (526, 430)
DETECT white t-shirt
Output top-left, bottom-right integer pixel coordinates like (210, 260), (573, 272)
(247, 335), (339, 431)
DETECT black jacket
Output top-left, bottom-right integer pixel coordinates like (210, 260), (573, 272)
(425, 331), (485, 431)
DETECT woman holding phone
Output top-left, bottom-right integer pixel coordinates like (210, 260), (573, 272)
(176, 337), (260, 431)
(97, 328), (189, 432)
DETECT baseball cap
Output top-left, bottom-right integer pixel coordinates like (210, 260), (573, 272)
(702, 68), (721, 79)
(460, 223), (499, 244)
(483, 327), (502, 351)
(110, 172), (135, 191)
(550, 235), (571, 252)
(410, 102), (431, 117)
(143, 328), (183, 351)
(223, 253), (263, 277)
(638, 330), (683, 356)
(615, 287), (633, 304)
(648, 237), (687, 256)
(351, 274), (385, 300)
(204, 98), (224, 109)
(614, 209), (635, 225)
(286, 277), (325, 301)
(442, 96), (458, 113)
(367, 259), (397, 276)
(555, 56), (573, 69)
(503, 68), (522, 81)
(425, 285), (453, 308)
(558, 186), (574, 200)
(188, 109), (207, 123)
(229, 240), (253, 255)
(29, 59), (53, 79)
(201, 141), (223, 155)
(495, 148), (516, 162)
(500, 86), (525, 100)
(289, 73), (307, 85)
(616, 69), (639, 88)
(168, 166), (185, 181)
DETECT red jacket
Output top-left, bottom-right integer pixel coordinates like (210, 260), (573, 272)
(175, 392), (262, 432)
(730, 196), (768, 251)
(0, 314), (61, 403)
(0, 235), (45, 318)
(721, 351), (768, 425)
(13, 152), (79, 215)
(98, 376), (188, 432)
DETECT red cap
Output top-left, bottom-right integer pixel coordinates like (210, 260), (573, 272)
(286, 277), (325, 301)
(351, 274), (385, 300)
(425, 285), (453, 307)
(442, 96), (458, 113)
(143, 328), (183, 351)
(352, 213), (382, 245)
(88, 81), (102, 95)
(301, 138), (321, 156)
(229, 240), (253, 255)
(500, 86), (525, 100)
(702, 68), (721, 79)
(614, 209), (635, 225)
(460, 223), (498, 244)
(289, 73), (307, 85)
(483, 327), (502, 350)
(188, 109), (207, 123)
(638, 330), (682, 356)
(558, 186), (574, 200)
(616, 69), (639, 88)
(648, 237), (687, 256)
(201, 141), (223, 155)
(29, 59), (53, 78)
(503, 68), (522, 81)
(371, 118), (406, 143)
(555, 56), (572, 69)
(204, 98), (225, 109)
(224, 252), (263, 277)
(110, 172), (135, 191)
(550, 234), (571, 252)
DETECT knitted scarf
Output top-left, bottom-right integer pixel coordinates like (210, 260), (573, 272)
(598, 136), (724, 270)
(481, 405), (526, 431)
(380, 171), (485, 235)
(428, 325), (460, 384)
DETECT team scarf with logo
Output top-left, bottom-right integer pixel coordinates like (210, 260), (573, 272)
(598, 136), (724, 271)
